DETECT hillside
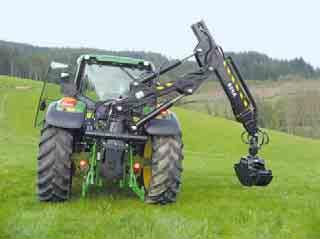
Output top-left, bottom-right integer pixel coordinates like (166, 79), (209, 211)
(1, 76), (320, 238)
(180, 78), (320, 139)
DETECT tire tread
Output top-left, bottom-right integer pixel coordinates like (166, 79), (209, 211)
(37, 125), (73, 202)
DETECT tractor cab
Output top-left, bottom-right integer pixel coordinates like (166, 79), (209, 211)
(34, 54), (155, 126)
(74, 55), (155, 101)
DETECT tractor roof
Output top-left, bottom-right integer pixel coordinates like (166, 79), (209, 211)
(77, 54), (153, 69)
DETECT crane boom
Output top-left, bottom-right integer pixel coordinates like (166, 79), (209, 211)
(133, 20), (273, 186)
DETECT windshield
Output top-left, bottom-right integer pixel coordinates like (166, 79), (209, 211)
(81, 64), (151, 101)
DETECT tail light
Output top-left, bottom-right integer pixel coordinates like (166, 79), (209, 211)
(79, 159), (89, 172)
(133, 162), (141, 174)
(62, 97), (77, 107)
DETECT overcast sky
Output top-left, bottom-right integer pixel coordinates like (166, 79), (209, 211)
(1, 0), (319, 67)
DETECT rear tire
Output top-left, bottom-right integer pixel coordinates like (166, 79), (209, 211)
(145, 136), (183, 205)
(37, 124), (73, 202)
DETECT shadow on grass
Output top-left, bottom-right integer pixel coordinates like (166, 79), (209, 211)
(70, 177), (141, 203)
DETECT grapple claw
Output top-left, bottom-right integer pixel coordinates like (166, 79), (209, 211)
(234, 156), (272, 186)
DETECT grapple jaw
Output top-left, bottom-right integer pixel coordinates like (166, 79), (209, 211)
(234, 155), (272, 186)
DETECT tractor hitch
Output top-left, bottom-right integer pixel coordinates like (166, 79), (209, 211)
(234, 155), (272, 186)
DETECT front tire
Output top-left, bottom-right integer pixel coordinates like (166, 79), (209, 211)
(145, 136), (183, 205)
(37, 124), (73, 202)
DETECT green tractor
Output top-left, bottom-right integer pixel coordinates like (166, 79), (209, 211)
(34, 21), (272, 204)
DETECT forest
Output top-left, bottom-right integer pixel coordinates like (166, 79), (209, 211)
(0, 40), (318, 82)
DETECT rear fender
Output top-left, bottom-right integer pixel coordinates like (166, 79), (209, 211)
(144, 112), (182, 136)
(45, 99), (86, 129)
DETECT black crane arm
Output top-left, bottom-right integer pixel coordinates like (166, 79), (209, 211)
(142, 21), (259, 136)
(123, 21), (273, 187)
(191, 21), (258, 136)
(189, 21), (272, 186)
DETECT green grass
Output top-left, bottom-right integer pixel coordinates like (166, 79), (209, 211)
(1, 76), (320, 238)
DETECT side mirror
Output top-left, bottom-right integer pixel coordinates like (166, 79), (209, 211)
(60, 72), (70, 81)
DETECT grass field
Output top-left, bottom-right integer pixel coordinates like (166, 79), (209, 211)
(1, 76), (320, 238)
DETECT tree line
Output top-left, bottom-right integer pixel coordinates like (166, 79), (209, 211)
(0, 40), (318, 82)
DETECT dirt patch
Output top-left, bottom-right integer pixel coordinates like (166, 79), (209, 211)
(15, 86), (32, 90)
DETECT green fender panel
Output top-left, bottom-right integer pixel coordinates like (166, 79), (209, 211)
(45, 99), (86, 129)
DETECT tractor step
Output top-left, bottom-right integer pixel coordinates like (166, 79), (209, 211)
(234, 156), (273, 186)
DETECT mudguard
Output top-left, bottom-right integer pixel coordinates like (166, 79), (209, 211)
(145, 112), (181, 136)
(45, 101), (86, 129)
